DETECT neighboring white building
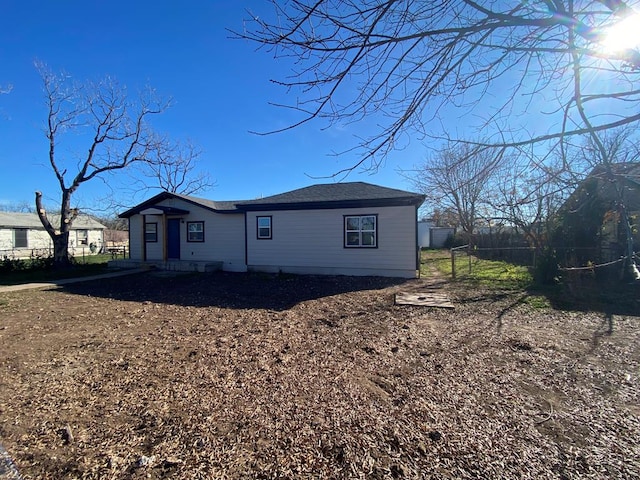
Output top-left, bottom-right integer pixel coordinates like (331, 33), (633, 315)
(119, 182), (425, 278)
(417, 221), (455, 249)
(0, 212), (106, 259)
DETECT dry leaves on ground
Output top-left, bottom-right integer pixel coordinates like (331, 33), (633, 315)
(0, 270), (638, 479)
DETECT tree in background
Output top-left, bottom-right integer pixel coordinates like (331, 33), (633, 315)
(0, 201), (34, 213)
(33, 63), (205, 268)
(552, 127), (640, 279)
(409, 143), (502, 241)
(135, 139), (215, 196)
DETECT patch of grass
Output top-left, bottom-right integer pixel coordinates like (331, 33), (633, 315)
(523, 295), (552, 309)
(424, 251), (533, 290)
(464, 262), (532, 289)
(0, 255), (112, 286)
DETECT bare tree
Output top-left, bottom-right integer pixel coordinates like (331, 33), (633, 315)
(0, 201), (34, 213)
(488, 154), (569, 250)
(137, 139), (215, 196)
(409, 142), (502, 239)
(34, 62), (170, 267)
(240, 1), (640, 172)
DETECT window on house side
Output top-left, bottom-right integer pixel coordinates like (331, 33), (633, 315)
(187, 221), (205, 242)
(14, 228), (28, 248)
(76, 229), (89, 246)
(145, 223), (158, 243)
(257, 216), (272, 239)
(344, 215), (377, 248)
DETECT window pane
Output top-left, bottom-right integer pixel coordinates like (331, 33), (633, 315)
(257, 217), (271, 239)
(361, 216), (375, 231)
(187, 222), (204, 242)
(346, 232), (360, 245)
(145, 223), (157, 242)
(258, 227), (270, 237)
(346, 217), (360, 230)
(362, 232), (375, 246)
(14, 229), (27, 248)
(344, 215), (376, 248)
(77, 229), (88, 245)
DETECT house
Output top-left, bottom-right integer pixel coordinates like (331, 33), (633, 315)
(117, 182), (425, 278)
(555, 162), (639, 272)
(0, 212), (107, 259)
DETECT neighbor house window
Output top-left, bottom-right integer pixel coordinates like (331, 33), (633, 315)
(187, 221), (205, 242)
(145, 222), (158, 242)
(344, 215), (377, 248)
(76, 229), (89, 246)
(257, 216), (272, 239)
(14, 228), (28, 248)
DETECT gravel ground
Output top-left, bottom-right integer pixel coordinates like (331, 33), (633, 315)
(0, 269), (638, 479)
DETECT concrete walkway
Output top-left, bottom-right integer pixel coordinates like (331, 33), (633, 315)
(0, 268), (149, 293)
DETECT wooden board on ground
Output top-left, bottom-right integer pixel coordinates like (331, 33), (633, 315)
(395, 291), (454, 309)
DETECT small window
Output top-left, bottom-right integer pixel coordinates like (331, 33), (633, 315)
(344, 215), (377, 248)
(145, 222), (158, 242)
(76, 229), (89, 246)
(14, 228), (28, 248)
(187, 221), (205, 242)
(257, 216), (272, 239)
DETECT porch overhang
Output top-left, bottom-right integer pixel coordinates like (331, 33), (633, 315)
(139, 206), (190, 216)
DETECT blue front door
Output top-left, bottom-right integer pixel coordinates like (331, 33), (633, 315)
(167, 218), (181, 259)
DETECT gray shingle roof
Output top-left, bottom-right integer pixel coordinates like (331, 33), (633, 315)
(237, 182), (424, 206)
(119, 182), (425, 217)
(0, 212), (106, 229)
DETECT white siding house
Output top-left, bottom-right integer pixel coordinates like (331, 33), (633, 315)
(0, 212), (106, 259)
(119, 183), (425, 278)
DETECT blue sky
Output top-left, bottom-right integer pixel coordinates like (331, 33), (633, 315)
(0, 0), (432, 214)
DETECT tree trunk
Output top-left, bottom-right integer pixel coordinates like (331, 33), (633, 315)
(52, 232), (72, 268)
(35, 191), (73, 269)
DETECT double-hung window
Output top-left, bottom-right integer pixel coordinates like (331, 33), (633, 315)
(14, 228), (28, 248)
(187, 221), (205, 242)
(76, 229), (89, 246)
(145, 223), (158, 242)
(344, 215), (377, 248)
(257, 216), (272, 239)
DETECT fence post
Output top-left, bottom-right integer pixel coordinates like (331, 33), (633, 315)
(451, 248), (456, 279)
(468, 244), (472, 274)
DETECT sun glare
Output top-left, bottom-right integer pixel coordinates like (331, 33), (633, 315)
(600, 13), (640, 53)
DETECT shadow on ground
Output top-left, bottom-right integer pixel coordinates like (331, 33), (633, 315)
(536, 282), (640, 318)
(60, 270), (409, 311)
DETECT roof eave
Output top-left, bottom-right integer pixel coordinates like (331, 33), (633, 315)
(237, 196), (425, 211)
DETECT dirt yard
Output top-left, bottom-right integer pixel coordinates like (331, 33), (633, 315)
(0, 269), (638, 479)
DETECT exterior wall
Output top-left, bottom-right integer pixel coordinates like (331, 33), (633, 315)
(128, 198), (246, 272)
(246, 205), (419, 278)
(0, 227), (104, 259)
(128, 215), (144, 260)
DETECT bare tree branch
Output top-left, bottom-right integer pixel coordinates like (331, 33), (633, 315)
(34, 62), (174, 267)
(236, 0), (640, 172)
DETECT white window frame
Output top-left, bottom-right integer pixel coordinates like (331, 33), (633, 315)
(145, 222), (158, 243)
(344, 215), (377, 248)
(76, 229), (89, 246)
(257, 216), (272, 240)
(14, 228), (28, 248)
(187, 221), (205, 242)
